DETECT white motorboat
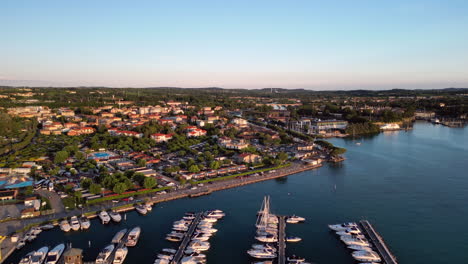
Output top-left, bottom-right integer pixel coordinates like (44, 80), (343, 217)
(16, 239), (26, 249)
(109, 211), (122, 223)
(348, 244), (373, 251)
(352, 250), (381, 262)
(340, 236), (370, 247)
(287, 215), (305, 222)
(113, 247), (128, 264)
(135, 204), (148, 215)
(60, 220), (71, 232)
(41, 224), (54, 230)
(165, 235), (182, 242)
(287, 255), (306, 262)
(160, 248), (177, 254)
(247, 248), (277, 259)
(185, 241), (210, 252)
(156, 254), (173, 260)
(286, 236), (302, 242)
(286, 218), (300, 224)
(145, 202), (153, 211)
(99, 211), (111, 224)
(18, 251), (34, 264)
(336, 226), (361, 236)
(96, 244), (115, 264)
(45, 243), (65, 264)
(255, 235), (278, 243)
(70, 216), (81, 231)
(154, 259), (170, 264)
(205, 210), (225, 219)
(30, 246), (49, 264)
(125, 227), (141, 247)
(196, 227), (217, 234)
(251, 244), (276, 252)
(79, 216), (91, 230)
(112, 229), (128, 244)
(328, 222), (358, 231)
(200, 217), (217, 223)
(31, 227), (42, 235)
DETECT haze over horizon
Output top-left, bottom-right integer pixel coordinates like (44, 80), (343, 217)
(2, 0), (468, 89)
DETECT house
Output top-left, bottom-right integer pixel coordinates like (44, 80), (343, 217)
(21, 207), (40, 218)
(24, 196), (39, 207)
(186, 127), (207, 137)
(63, 248), (83, 264)
(218, 137), (249, 150)
(67, 127), (96, 136)
(0, 190), (17, 201)
(235, 153), (262, 164)
(150, 133), (173, 143)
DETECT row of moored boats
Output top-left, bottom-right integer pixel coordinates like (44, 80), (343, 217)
(155, 209), (225, 264)
(328, 222), (382, 263)
(18, 243), (64, 264)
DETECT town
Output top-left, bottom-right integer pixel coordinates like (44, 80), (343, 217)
(0, 87), (466, 263)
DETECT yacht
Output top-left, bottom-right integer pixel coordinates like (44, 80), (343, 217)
(18, 251), (34, 264)
(286, 236), (302, 242)
(165, 235), (182, 242)
(96, 244), (115, 264)
(32, 227), (42, 235)
(287, 215), (305, 222)
(352, 250), (381, 262)
(125, 227), (141, 247)
(45, 243), (65, 264)
(135, 204), (148, 215)
(205, 210), (225, 219)
(112, 229), (128, 244)
(196, 227), (217, 234)
(192, 233), (210, 241)
(79, 216), (91, 230)
(255, 235), (278, 243)
(154, 259), (170, 264)
(70, 216), (81, 231)
(109, 211), (122, 223)
(185, 241), (210, 252)
(336, 227), (361, 236)
(30, 246), (49, 264)
(113, 247), (128, 264)
(247, 248), (277, 259)
(16, 239), (26, 249)
(145, 202), (153, 211)
(286, 218), (300, 224)
(340, 236), (370, 247)
(60, 219), (71, 232)
(40, 224), (54, 230)
(99, 210), (111, 224)
(348, 244), (373, 251)
(287, 255), (305, 262)
(251, 244), (276, 252)
(328, 222), (358, 231)
(156, 254), (173, 260)
(160, 248), (177, 255)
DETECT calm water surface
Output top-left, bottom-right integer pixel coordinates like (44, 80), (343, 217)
(6, 122), (468, 264)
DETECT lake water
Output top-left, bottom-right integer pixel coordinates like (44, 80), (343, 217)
(6, 121), (468, 264)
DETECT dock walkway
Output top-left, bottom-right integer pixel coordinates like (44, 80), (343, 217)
(171, 212), (202, 264)
(359, 220), (398, 264)
(277, 216), (286, 264)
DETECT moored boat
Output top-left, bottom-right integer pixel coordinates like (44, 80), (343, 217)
(45, 243), (65, 264)
(30, 246), (49, 264)
(113, 247), (128, 264)
(60, 219), (71, 232)
(70, 216), (81, 231)
(135, 204), (148, 215)
(112, 229), (128, 244)
(109, 211), (122, 223)
(352, 250), (381, 262)
(18, 251), (34, 264)
(125, 227), (141, 247)
(79, 216), (91, 230)
(99, 210), (111, 224)
(96, 244), (115, 264)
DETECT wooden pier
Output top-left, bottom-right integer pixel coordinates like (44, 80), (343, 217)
(171, 212), (202, 264)
(359, 220), (398, 264)
(277, 216), (286, 264)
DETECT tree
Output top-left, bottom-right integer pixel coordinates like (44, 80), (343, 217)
(188, 165), (200, 173)
(54, 150), (69, 164)
(137, 159), (147, 167)
(331, 147), (347, 156)
(132, 172), (146, 186)
(277, 152), (288, 161)
(25, 186), (34, 196)
(80, 178), (92, 189)
(209, 161), (221, 170)
(89, 183), (102, 195)
(143, 177), (157, 189)
(113, 183), (127, 194)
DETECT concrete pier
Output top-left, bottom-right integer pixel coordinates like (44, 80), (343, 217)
(277, 216), (286, 264)
(359, 220), (398, 264)
(171, 212), (202, 264)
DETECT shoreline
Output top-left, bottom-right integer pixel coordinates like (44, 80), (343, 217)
(0, 161), (325, 263)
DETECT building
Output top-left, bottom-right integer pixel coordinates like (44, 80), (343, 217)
(235, 153), (262, 164)
(0, 190), (17, 201)
(63, 248), (83, 264)
(218, 137), (249, 150)
(186, 127), (207, 137)
(21, 207), (40, 218)
(151, 133), (173, 143)
(67, 127), (96, 136)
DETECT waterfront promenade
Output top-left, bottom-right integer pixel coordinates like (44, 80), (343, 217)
(0, 161), (322, 263)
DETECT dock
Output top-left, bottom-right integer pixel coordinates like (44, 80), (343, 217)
(277, 215), (286, 264)
(171, 212), (202, 264)
(359, 220), (398, 264)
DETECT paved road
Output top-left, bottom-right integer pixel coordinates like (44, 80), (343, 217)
(36, 190), (65, 214)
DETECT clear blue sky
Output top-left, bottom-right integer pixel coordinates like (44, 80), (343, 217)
(1, 0), (468, 89)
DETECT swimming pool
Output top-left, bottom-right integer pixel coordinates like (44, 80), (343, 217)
(4, 181), (33, 189)
(91, 152), (111, 158)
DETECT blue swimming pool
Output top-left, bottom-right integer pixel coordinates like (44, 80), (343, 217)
(5, 181), (33, 189)
(91, 152), (111, 158)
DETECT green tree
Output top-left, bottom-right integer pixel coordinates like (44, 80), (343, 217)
(209, 161), (221, 170)
(113, 183), (127, 194)
(143, 177), (157, 189)
(137, 159), (147, 167)
(80, 178), (92, 189)
(89, 183), (102, 195)
(188, 165), (200, 173)
(277, 152), (288, 161)
(54, 150), (69, 164)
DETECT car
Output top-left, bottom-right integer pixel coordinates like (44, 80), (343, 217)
(112, 200), (119, 203)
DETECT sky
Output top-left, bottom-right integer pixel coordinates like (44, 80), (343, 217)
(1, 0), (468, 89)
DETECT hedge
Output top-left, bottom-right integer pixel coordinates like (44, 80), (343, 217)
(194, 163), (291, 184)
(86, 186), (172, 205)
